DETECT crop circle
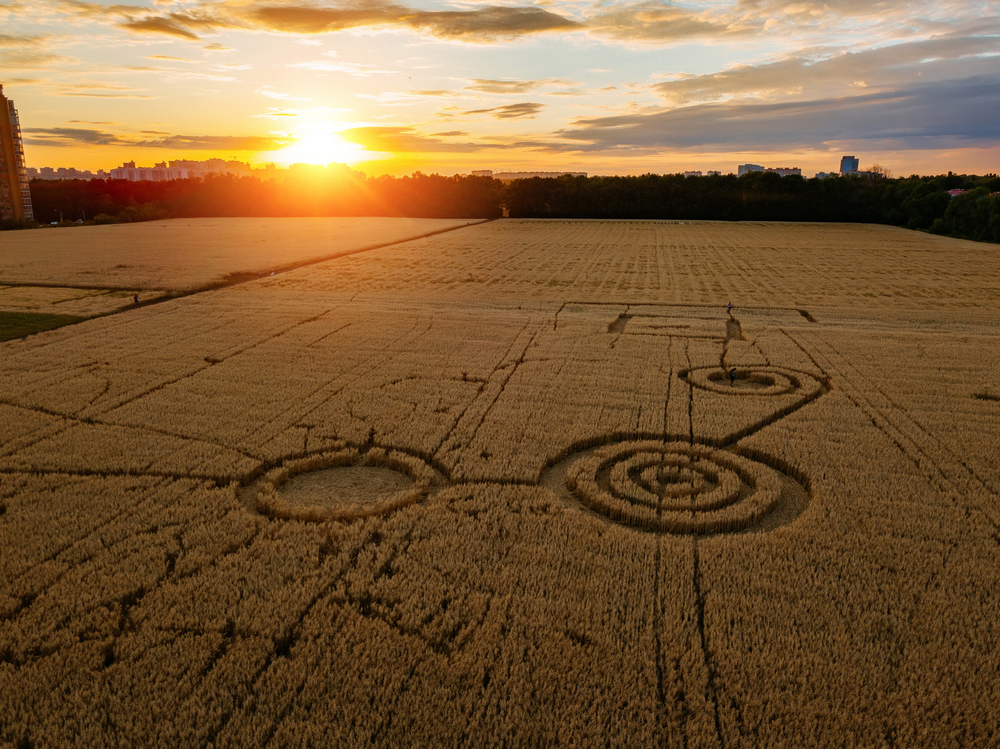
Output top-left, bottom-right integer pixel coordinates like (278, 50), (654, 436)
(684, 366), (823, 398)
(253, 447), (436, 523)
(566, 440), (782, 534)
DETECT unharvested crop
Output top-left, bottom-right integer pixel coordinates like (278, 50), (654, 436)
(0, 217), (475, 291)
(1, 219), (998, 748)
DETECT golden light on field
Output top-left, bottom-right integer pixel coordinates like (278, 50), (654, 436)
(1, 219), (999, 746)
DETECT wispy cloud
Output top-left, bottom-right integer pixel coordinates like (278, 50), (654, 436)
(463, 102), (544, 119)
(259, 87), (312, 101)
(465, 78), (572, 94)
(288, 60), (396, 77)
(23, 126), (288, 151)
(650, 32), (1000, 105)
(119, 16), (201, 39)
(146, 55), (194, 62)
(558, 76), (1000, 151)
(24, 127), (131, 147)
(0, 32), (69, 69)
(252, 3), (580, 41)
(60, 0), (580, 43)
(586, 1), (749, 42)
(338, 126), (484, 152)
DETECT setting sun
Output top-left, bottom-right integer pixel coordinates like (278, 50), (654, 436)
(269, 130), (371, 167)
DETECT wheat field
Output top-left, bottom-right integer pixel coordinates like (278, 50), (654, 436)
(0, 217), (473, 291)
(1, 219), (998, 748)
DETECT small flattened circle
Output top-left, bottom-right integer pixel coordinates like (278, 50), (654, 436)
(253, 447), (437, 523)
(684, 366), (824, 398)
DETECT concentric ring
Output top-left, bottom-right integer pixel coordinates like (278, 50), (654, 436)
(684, 365), (823, 398)
(566, 440), (782, 534)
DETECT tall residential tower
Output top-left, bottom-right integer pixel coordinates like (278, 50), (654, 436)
(0, 85), (34, 221)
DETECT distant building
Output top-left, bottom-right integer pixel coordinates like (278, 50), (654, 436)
(0, 84), (33, 221)
(947, 189), (967, 198)
(28, 166), (101, 180)
(108, 158), (262, 182)
(683, 171), (703, 177)
(707, 171), (722, 176)
(840, 155), (860, 175)
(471, 170), (493, 177)
(815, 172), (834, 179)
(738, 164), (800, 177)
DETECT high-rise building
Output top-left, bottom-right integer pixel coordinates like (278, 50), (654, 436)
(737, 163), (765, 176)
(840, 155), (859, 175)
(0, 85), (33, 221)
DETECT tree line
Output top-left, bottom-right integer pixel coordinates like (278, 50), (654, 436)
(15, 169), (1000, 243)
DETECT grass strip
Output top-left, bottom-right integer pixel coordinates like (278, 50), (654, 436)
(0, 311), (87, 342)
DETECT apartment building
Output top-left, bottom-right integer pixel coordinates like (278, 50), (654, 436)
(0, 84), (34, 221)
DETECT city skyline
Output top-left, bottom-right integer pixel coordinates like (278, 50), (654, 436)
(1, 1), (998, 177)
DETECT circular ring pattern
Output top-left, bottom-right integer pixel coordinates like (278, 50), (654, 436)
(566, 440), (781, 534)
(254, 447), (436, 523)
(684, 366), (823, 398)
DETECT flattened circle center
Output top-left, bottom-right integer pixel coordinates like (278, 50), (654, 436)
(279, 466), (413, 510)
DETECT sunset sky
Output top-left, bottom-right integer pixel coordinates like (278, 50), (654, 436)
(2, 0), (998, 176)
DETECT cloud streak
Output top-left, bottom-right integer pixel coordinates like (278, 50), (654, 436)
(23, 127), (288, 151)
(463, 102), (544, 119)
(559, 76), (1000, 151)
(650, 32), (1000, 105)
(99, 1), (581, 43)
(252, 3), (580, 41)
(337, 126), (470, 152)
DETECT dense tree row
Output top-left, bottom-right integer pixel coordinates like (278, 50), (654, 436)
(24, 170), (504, 225)
(504, 171), (1000, 239)
(18, 170), (1000, 243)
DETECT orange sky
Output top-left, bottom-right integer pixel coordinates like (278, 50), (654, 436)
(3, 0), (999, 177)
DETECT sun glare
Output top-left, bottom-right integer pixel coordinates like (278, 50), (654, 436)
(271, 130), (371, 167)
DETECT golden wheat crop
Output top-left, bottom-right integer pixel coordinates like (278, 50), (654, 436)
(1, 219), (998, 748)
(0, 285), (170, 317)
(0, 217), (475, 291)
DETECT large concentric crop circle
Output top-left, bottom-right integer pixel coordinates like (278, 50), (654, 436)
(684, 366), (823, 398)
(566, 440), (782, 534)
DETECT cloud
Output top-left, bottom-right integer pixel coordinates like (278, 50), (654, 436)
(0, 33), (47, 47)
(464, 102), (544, 119)
(24, 127), (131, 146)
(49, 81), (153, 98)
(22, 126), (287, 151)
(146, 55), (194, 62)
(558, 76), (1000, 151)
(0, 33), (68, 69)
(251, 3), (579, 41)
(465, 78), (566, 94)
(337, 126), (479, 152)
(650, 33), (1000, 105)
(259, 88), (312, 101)
(586, 1), (749, 42)
(119, 16), (201, 39)
(135, 134), (289, 150)
(288, 60), (396, 76)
